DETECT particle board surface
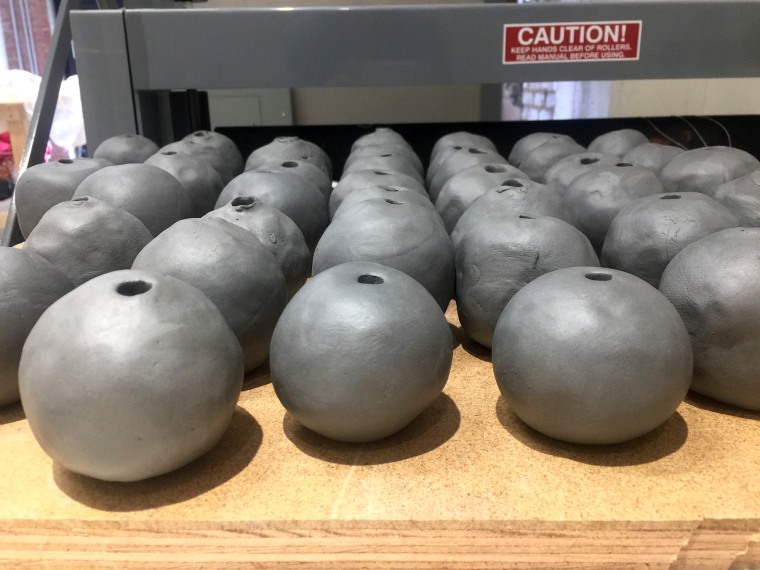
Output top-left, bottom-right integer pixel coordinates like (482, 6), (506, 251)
(0, 303), (758, 567)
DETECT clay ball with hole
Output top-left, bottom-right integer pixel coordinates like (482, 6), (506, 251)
(145, 150), (224, 217)
(329, 170), (426, 218)
(711, 169), (760, 226)
(563, 163), (664, 252)
(203, 197), (310, 300)
(345, 144), (424, 177)
(660, 146), (760, 195)
(0, 249), (72, 407)
(312, 199), (454, 311)
(587, 129), (649, 157)
(518, 139), (587, 184)
(430, 132), (497, 168)
(72, 164), (193, 237)
(184, 130), (244, 175)
(493, 267), (693, 444)
(92, 133), (159, 165)
(270, 262), (453, 442)
(13, 158), (111, 238)
(245, 136), (331, 180)
(543, 152), (619, 196)
(435, 162), (528, 233)
(19, 270), (243, 482)
(342, 154), (423, 186)
(24, 197), (152, 288)
(254, 159), (332, 202)
(215, 170), (328, 252)
(449, 178), (563, 251)
(132, 218), (286, 372)
(508, 132), (577, 168)
(160, 141), (235, 185)
(660, 228), (760, 411)
(456, 215), (598, 349)
(428, 147), (508, 203)
(352, 127), (414, 154)
(621, 142), (684, 175)
(333, 185), (435, 221)
(601, 192), (738, 287)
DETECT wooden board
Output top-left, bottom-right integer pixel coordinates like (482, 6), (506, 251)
(1, 303), (759, 567)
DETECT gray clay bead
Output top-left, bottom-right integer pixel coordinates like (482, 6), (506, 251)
(621, 142), (684, 175)
(587, 129), (649, 157)
(508, 132), (576, 168)
(493, 266), (693, 444)
(19, 269), (243, 482)
(215, 170), (328, 252)
(519, 139), (587, 183)
(450, 178), (563, 251)
(0, 248), (73, 407)
(345, 144), (423, 176)
(14, 158), (109, 238)
(255, 159), (333, 202)
(431, 132), (496, 167)
(329, 170), (426, 218)
(203, 196), (311, 299)
(24, 197), (153, 288)
(73, 164), (194, 237)
(712, 169), (760, 226)
(435, 162), (528, 233)
(270, 261), (453, 442)
(660, 227), (760, 411)
(160, 140), (235, 185)
(563, 163), (664, 251)
(601, 192), (738, 287)
(342, 154), (423, 186)
(352, 127), (413, 153)
(92, 134), (158, 164)
(428, 147), (508, 203)
(312, 199), (455, 311)
(456, 215), (598, 348)
(133, 218), (286, 372)
(145, 150), (224, 216)
(333, 185), (435, 220)
(543, 152), (620, 196)
(245, 136), (331, 180)
(660, 146), (760, 195)
(184, 130), (244, 175)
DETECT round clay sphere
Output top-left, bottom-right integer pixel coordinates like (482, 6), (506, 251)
(270, 261), (453, 442)
(145, 150), (224, 216)
(14, 158), (109, 238)
(256, 159), (332, 202)
(345, 144), (423, 177)
(450, 178), (563, 250)
(160, 140), (235, 185)
(660, 228), (760, 410)
(72, 163), (193, 237)
(622, 142), (684, 175)
(19, 269), (243, 482)
(312, 199), (455, 311)
(352, 127), (413, 153)
(342, 154), (423, 186)
(184, 130), (244, 175)
(0, 249), (73, 407)
(333, 185), (435, 220)
(563, 163), (664, 251)
(428, 147), (508, 203)
(203, 196), (310, 299)
(435, 162), (528, 233)
(711, 169), (760, 226)
(519, 139), (587, 183)
(508, 132), (577, 167)
(329, 170), (426, 218)
(493, 267), (693, 444)
(92, 133), (158, 164)
(245, 136), (331, 180)
(456, 215), (598, 348)
(601, 192), (738, 287)
(215, 170), (328, 252)
(587, 129), (649, 157)
(430, 132), (496, 167)
(660, 146), (760, 195)
(24, 197), (153, 287)
(132, 218), (287, 372)
(543, 152), (619, 196)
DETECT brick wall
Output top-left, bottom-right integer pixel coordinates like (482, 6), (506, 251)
(0, 0), (52, 74)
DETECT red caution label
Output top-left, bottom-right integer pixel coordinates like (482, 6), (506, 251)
(503, 21), (641, 64)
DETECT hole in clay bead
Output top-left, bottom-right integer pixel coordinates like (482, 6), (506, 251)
(616, 162), (633, 167)
(71, 197), (89, 204)
(385, 199), (401, 205)
(519, 215), (534, 219)
(484, 164), (507, 173)
(300, 155), (309, 160)
(358, 275), (384, 285)
(193, 132), (205, 137)
(231, 197), (256, 209)
(281, 161), (298, 168)
(373, 171), (390, 175)
(580, 157), (599, 165)
(162, 151), (177, 156)
(468, 148), (487, 154)
(501, 179), (524, 187)
(58, 159), (74, 164)
(380, 153), (393, 158)
(453, 146), (463, 150)
(585, 272), (612, 282)
(117, 280), (152, 296)
(661, 194), (681, 200)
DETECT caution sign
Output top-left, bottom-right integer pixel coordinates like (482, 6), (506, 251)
(503, 21), (641, 64)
